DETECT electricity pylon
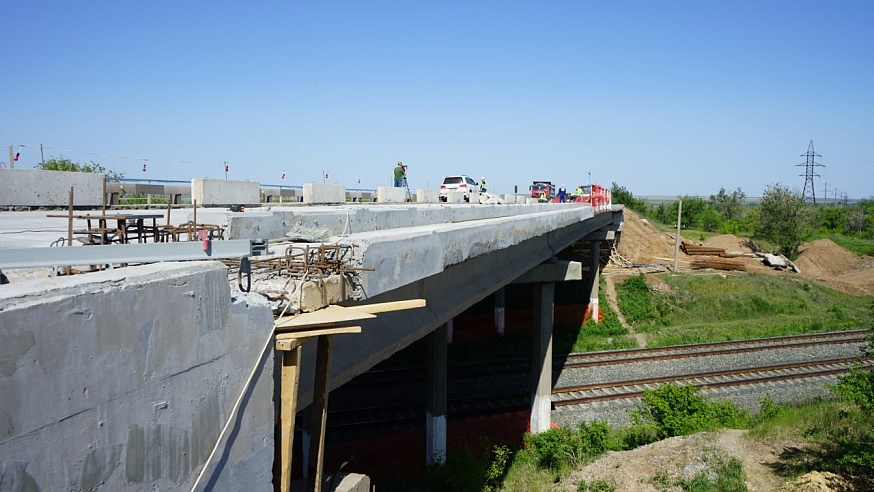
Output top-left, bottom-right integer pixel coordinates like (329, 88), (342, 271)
(797, 140), (824, 204)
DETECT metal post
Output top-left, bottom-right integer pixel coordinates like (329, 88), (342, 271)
(8, 145), (13, 169)
(673, 200), (682, 272)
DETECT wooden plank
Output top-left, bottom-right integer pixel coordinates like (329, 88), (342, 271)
(275, 338), (301, 352)
(308, 335), (333, 492)
(274, 305), (375, 329)
(279, 345), (302, 492)
(346, 299), (426, 314)
(275, 325), (362, 338)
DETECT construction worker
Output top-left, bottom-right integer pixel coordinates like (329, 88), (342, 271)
(558, 185), (567, 203)
(575, 185), (583, 197)
(393, 162), (406, 187)
(480, 177), (487, 193)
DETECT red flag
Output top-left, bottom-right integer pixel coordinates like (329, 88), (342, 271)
(13, 153), (19, 161)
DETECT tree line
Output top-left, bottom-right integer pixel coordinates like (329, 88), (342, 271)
(611, 182), (874, 258)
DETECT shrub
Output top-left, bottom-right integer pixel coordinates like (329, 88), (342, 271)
(627, 383), (749, 445)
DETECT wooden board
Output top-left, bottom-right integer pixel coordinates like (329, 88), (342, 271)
(347, 299), (426, 314)
(275, 325), (362, 339)
(275, 305), (375, 330)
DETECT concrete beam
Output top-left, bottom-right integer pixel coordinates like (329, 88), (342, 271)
(294, 209), (622, 407)
(512, 260), (583, 284)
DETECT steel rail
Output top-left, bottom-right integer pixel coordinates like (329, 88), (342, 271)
(553, 359), (872, 408)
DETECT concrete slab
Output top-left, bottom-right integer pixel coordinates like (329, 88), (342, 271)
(303, 183), (346, 204)
(0, 168), (104, 206)
(192, 178), (261, 206)
(377, 186), (406, 203)
(417, 189), (439, 203)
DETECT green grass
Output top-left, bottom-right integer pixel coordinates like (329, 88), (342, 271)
(615, 272), (873, 347)
(809, 232), (874, 256)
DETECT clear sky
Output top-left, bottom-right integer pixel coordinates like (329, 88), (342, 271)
(3, 0), (873, 199)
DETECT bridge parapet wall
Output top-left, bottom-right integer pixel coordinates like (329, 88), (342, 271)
(0, 262), (275, 491)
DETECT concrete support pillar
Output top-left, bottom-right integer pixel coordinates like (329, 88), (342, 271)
(494, 288), (506, 336)
(588, 240), (601, 323)
(530, 282), (554, 434)
(446, 317), (454, 344)
(426, 323), (448, 465)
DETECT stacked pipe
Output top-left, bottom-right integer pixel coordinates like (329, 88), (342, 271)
(690, 258), (746, 271)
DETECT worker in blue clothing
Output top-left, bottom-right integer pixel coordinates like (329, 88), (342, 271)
(558, 185), (567, 203)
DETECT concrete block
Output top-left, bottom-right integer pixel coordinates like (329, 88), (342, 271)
(504, 194), (517, 203)
(333, 473), (371, 492)
(517, 195), (528, 204)
(417, 189), (440, 203)
(192, 178), (260, 206)
(0, 262), (275, 491)
(0, 168), (104, 206)
(298, 275), (355, 312)
(303, 183), (346, 204)
(468, 191), (480, 204)
(526, 197), (540, 204)
(445, 191), (466, 203)
(377, 186), (407, 203)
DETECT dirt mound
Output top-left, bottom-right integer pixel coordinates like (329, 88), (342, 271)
(704, 234), (757, 254)
(778, 471), (857, 492)
(795, 239), (862, 277)
(616, 209), (682, 266)
(559, 430), (787, 492)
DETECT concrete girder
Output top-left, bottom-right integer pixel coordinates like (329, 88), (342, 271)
(294, 209), (621, 408)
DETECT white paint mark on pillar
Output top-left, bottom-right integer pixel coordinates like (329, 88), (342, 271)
(589, 297), (600, 324)
(426, 412), (447, 465)
(529, 394), (552, 434)
(495, 307), (505, 336)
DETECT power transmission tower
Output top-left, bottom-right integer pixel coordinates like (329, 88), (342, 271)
(796, 140), (824, 203)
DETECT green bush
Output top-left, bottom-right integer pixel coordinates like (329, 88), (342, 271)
(626, 383), (749, 446)
(521, 427), (584, 469)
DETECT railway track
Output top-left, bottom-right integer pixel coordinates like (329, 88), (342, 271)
(553, 357), (872, 408)
(326, 330), (870, 442)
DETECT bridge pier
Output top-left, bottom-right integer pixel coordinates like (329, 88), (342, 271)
(530, 281), (554, 434)
(426, 323), (448, 465)
(587, 240), (601, 323)
(494, 287), (506, 336)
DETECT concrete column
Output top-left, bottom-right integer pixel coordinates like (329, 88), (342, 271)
(446, 317), (454, 344)
(494, 287), (506, 336)
(530, 282), (554, 434)
(588, 240), (601, 323)
(426, 323), (448, 465)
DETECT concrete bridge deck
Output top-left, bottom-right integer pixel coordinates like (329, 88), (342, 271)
(0, 201), (623, 491)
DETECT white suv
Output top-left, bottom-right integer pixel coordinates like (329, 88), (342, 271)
(439, 175), (480, 202)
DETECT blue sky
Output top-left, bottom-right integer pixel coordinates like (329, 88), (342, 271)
(3, 0), (873, 199)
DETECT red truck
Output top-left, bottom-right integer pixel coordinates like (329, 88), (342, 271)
(529, 181), (555, 200)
